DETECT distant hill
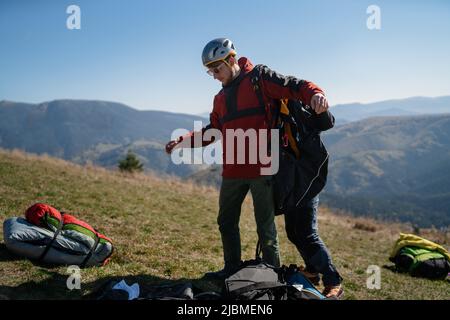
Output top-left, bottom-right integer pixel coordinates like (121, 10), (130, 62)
(188, 114), (450, 228)
(198, 96), (450, 126)
(197, 112), (210, 119)
(321, 113), (450, 228)
(0, 99), (206, 177)
(330, 96), (450, 124)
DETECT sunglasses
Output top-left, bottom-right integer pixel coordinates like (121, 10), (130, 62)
(206, 60), (229, 76)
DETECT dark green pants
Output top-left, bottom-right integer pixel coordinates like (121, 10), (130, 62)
(218, 176), (281, 268)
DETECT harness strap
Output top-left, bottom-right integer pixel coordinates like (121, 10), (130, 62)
(38, 212), (64, 262)
(219, 107), (265, 125)
(219, 67), (267, 125)
(255, 240), (262, 260)
(80, 234), (101, 268)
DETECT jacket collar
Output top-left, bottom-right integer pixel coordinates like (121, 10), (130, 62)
(222, 57), (254, 88)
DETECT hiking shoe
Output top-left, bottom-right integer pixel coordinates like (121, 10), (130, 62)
(322, 285), (344, 299)
(297, 266), (321, 286)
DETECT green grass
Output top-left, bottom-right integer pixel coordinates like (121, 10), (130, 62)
(0, 149), (449, 300)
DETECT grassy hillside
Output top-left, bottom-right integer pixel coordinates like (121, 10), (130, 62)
(0, 149), (448, 300)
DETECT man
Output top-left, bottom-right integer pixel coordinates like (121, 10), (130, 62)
(165, 38), (342, 297)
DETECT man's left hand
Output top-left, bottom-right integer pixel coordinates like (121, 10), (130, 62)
(310, 93), (329, 114)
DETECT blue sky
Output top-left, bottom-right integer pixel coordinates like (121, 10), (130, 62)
(1, 0), (449, 115)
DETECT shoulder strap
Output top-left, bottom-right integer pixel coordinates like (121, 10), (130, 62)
(250, 66), (266, 111)
(250, 66), (280, 130)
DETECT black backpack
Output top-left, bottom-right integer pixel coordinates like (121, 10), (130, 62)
(250, 67), (334, 214)
(223, 242), (327, 300)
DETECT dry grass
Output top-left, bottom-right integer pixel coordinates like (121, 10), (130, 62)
(0, 149), (449, 300)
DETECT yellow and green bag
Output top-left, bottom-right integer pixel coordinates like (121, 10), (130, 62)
(389, 233), (450, 280)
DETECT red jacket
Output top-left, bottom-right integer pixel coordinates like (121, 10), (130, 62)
(181, 57), (324, 178)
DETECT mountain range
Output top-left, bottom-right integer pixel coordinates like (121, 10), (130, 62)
(0, 99), (207, 177)
(321, 113), (450, 228)
(199, 96), (450, 126)
(330, 96), (450, 125)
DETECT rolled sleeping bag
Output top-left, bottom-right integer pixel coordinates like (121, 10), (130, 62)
(3, 203), (113, 267)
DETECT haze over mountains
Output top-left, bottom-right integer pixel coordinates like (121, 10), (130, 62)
(1, 96), (450, 227)
(199, 96), (450, 126)
(330, 96), (450, 125)
(321, 113), (450, 228)
(0, 99), (207, 177)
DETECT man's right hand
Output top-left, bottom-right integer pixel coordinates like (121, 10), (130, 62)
(165, 137), (182, 154)
(310, 93), (329, 115)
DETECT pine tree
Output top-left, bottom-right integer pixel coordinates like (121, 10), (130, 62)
(118, 150), (144, 173)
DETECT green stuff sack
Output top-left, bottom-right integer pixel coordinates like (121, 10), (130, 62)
(390, 233), (450, 280)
